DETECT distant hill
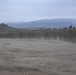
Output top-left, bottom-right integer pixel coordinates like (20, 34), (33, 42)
(0, 23), (17, 32)
(6, 18), (76, 29)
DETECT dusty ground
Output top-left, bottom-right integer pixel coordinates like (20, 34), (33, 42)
(0, 39), (76, 75)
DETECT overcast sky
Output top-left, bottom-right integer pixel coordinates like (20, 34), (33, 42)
(0, 0), (76, 22)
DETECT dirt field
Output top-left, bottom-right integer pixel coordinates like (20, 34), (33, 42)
(0, 39), (76, 75)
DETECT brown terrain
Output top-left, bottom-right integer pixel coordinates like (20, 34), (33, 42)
(0, 39), (76, 75)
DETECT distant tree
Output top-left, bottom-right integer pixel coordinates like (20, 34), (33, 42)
(68, 25), (73, 29)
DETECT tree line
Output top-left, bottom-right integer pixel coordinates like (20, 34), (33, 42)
(0, 24), (76, 42)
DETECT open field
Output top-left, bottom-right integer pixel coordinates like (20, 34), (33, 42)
(0, 39), (76, 75)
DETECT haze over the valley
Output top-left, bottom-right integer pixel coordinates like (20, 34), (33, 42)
(6, 18), (76, 28)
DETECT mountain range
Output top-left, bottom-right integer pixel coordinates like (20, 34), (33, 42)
(6, 18), (76, 29)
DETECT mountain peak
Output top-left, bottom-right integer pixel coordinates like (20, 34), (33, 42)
(0, 23), (8, 27)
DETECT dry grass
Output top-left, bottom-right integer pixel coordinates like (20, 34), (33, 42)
(0, 39), (76, 75)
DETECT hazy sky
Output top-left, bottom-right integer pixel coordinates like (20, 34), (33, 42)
(0, 0), (76, 22)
